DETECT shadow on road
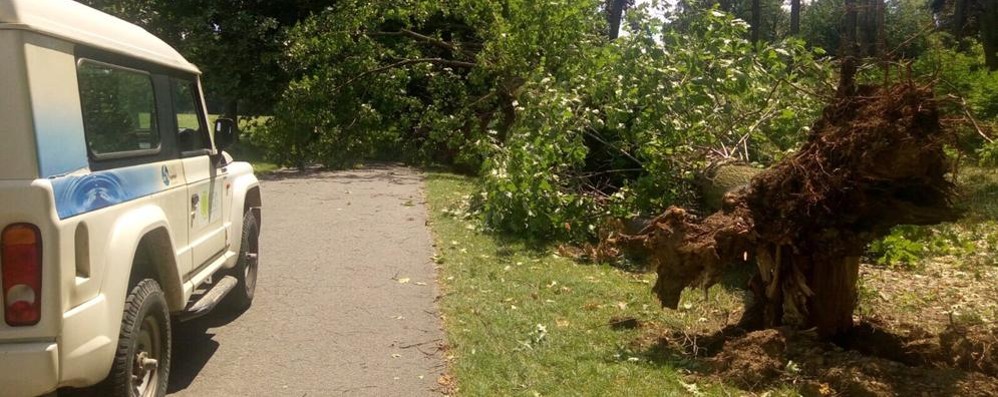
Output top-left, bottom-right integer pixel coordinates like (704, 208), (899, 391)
(167, 308), (246, 394)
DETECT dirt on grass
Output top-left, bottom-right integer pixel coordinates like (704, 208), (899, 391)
(633, 316), (998, 396)
(716, 326), (997, 396)
(632, 322), (996, 396)
(859, 259), (998, 334)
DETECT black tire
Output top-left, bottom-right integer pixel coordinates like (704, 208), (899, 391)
(101, 279), (171, 397)
(224, 211), (259, 311)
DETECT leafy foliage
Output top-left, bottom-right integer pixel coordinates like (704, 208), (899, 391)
(685, 0), (791, 42)
(868, 226), (927, 269)
(914, 34), (998, 119)
(80, 0), (334, 116)
(931, 0), (998, 70)
(261, 2), (832, 240)
(263, 0), (599, 169)
(869, 220), (998, 270)
(904, 33), (998, 159)
(481, 7), (831, 240)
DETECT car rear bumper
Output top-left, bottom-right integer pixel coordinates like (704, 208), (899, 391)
(0, 341), (59, 397)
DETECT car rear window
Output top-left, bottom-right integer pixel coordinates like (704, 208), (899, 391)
(77, 60), (160, 158)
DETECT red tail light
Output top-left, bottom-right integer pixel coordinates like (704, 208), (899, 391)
(2, 224), (42, 326)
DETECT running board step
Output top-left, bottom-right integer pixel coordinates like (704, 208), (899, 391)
(178, 275), (237, 322)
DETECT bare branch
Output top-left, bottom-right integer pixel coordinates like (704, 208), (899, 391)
(584, 127), (644, 167)
(400, 29), (458, 52)
(372, 29), (476, 58)
(947, 94), (994, 143)
(336, 58), (477, 90)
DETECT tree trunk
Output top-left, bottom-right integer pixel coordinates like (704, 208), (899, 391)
(719, 0), (735, 13)
(875, 0), (886, 75)
(839, 0), (859, 96)
(876, 0), (885, 55)
(741, 248), (860, 338)
(953, 0), (968, 41)
(698, 164), (762, 212)
(606, 0), (627, 40)
(750, 0), (762, 43)
(858, 0), (878, 57)
(790, 0), (801, 35)
(982, 0), (998, 70)
(223, 99), (240, 140)
(805, 255), (860, 338)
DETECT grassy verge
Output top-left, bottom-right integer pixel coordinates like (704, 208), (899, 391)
(229, 142), (279, 175)
(205, 115), (280, 175)
(249, 161), (280, 175)
(425, 172), (800, 396)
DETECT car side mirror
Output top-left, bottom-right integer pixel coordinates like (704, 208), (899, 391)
(214, 118), (236, 150)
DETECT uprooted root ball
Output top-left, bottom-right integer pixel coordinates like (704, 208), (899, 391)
(626, 84), (960, 337)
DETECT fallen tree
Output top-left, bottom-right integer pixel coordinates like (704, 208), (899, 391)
(624, 83), (960, 338)
(698, 162), (762, 212)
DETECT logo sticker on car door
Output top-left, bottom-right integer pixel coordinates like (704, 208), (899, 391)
(190, 181), (222, 228)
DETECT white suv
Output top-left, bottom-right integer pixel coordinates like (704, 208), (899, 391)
(0, 1), (262, 396)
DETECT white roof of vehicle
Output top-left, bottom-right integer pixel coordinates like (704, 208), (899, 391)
(0, 0), (199, 74)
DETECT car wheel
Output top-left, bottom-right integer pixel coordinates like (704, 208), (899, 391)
(102, 279), (171, 397)
(225, 211), (259, 311)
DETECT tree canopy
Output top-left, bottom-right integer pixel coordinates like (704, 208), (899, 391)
(80, 0), (336, 117)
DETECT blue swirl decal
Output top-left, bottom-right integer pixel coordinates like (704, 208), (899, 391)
(52, 165), (166, 219)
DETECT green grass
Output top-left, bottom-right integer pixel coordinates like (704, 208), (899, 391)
(248, 161), (279, 175)
(957, 165), (998, 221)
(425, 172), (799, 397)
(201, 115), (280, 175)
(228, 138), (280, 176)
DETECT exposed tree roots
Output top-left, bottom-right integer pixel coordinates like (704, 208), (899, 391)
(623, 83), (961, 337)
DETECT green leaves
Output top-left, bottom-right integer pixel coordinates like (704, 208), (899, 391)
(81, 0), (332, 118)
(479, 6), (831, 241)
(869, 229), (927, 269)
(481, 77), (599, 241)
(258, 2), (831, 242)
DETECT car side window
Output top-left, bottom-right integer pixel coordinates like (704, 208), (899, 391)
(77, 61), (160, 157)
(172, 79), (209, 154)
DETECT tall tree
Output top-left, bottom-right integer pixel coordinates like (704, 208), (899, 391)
(606, 0), (634, 39)
(80, 0), (337, 121)
(931, 0), (998, 69)
(790, 0), (801, 35)
(802, 0), (931, 59)
(953, 0), (969, 40)
(981, 0), (998, 69)
(859, 0), (885, 58)
(839, 0), (859, 95)
(750, 0), (762, 43)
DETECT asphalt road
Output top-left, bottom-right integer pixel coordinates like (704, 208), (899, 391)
(168, 165), (446, 396)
